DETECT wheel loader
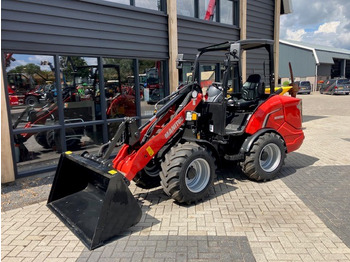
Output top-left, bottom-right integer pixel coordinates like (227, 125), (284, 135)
(47, 39), (304, 249)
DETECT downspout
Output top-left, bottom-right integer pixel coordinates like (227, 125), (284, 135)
(315, 64), (318, 92)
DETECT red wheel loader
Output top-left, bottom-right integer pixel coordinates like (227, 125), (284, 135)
(47, 39), (304, 249)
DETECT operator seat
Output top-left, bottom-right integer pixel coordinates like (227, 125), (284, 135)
(231, 74), (264, 110)
(206, 82), (223, 103)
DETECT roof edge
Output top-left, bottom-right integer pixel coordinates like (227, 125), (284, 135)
(280, 40), (320, 65)
(281, 0), (293, 15)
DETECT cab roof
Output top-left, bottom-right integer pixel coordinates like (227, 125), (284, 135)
(198, 39), (274, 53)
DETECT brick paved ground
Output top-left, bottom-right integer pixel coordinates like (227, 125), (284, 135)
(2, 93), (350, 261)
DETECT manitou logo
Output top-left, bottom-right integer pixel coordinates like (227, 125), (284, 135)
(165, 117), (184, 139)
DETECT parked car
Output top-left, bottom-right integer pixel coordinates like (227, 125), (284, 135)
(296, 81), (311, 94)
(320, 79), (350, 95)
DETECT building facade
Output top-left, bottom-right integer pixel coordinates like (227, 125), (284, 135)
(1, 0), (288, 181)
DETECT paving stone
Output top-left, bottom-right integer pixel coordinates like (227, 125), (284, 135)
(2, 94), (350, 261)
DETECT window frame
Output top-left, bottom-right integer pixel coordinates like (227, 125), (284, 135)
(177, 0), (239, 26)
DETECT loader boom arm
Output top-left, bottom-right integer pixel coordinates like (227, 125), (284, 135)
(113, 92), (203, 181)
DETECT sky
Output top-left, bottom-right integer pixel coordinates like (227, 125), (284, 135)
(280, 0), (350, 50)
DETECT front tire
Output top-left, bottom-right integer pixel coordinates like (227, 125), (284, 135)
(241, 133), (286, 181)
(160, 142), (216, 204)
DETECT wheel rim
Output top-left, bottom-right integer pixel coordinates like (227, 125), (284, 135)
(259, 143), (281, 172)
(185, 158), (211, 193)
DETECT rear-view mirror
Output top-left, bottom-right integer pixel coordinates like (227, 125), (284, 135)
(230, 43), (240, 62)
(176, 54), (184, 69)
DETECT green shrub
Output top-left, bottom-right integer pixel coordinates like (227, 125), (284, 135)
(282, 80), (290, 86)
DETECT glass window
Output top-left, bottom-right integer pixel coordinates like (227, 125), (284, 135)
(6, 54), (55, 127)
(102, 58), (136, 138)
(180, 63), (193, 85)
(199, 0), (216, 21)
(220, 0), (233, 24)
(4, 53), (62, 174)
(59, 56), (99, 123)
(135, 0), (161, 11)
(103, 58), (136, 119)
(140, 60), (165, 116)
(200, 64), (216, 94)
(14, 128), (61, 173)
(177, 0), (195, 17)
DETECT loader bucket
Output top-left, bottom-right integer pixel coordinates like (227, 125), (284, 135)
(47, 152), (142, 250)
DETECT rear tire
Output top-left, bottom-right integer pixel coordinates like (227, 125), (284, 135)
(35, 131), (50, 149)
(133, 159), (161, 189)
(240, 133), (286, 182)
(160, 142), (216, 204)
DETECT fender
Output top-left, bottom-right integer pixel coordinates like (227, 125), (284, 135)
(240, 128), (284, 154)
(182, 137), (220, 164)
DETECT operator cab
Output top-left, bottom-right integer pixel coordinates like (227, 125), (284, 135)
(189, 39), (275, 136)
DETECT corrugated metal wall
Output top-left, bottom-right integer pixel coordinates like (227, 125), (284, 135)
(1, 0), (168, 59)
(246, 0), (274, 81)
(279, 44), (316, 77)
(177, 16), (240, 62)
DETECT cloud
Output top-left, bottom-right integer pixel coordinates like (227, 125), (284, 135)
(315, 21), (340, 34)
(285, 28), (306, 41)
(280, 0), (350, 49)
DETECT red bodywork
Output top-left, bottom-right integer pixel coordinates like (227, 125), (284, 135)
(7, 86), (25, 106)
(112, 93), (304, 182)
(113, 93), (203, 180)
(245, 95), (304, 153)
(107, 93), (136, 118)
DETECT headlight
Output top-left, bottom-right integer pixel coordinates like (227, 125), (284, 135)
(186, 111), (200, 121)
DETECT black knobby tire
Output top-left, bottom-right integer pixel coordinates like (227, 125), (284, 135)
(240, 132), (286, 182)
(46, 128), (81, 151)
(25, 95), (39, 106)
(133, 159), (161, 189)
(160, 142), (216, 204)
(35, 131), (50, 149)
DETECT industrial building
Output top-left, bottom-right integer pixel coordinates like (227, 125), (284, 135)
(279, 39), (350, 90)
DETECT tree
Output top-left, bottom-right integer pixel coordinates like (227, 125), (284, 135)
(60, 56), (89, 84)
(9, 63), (41, 77)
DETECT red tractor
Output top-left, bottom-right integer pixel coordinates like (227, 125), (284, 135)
(48, 39), (304, 249)
(7, 73), (42, 106)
